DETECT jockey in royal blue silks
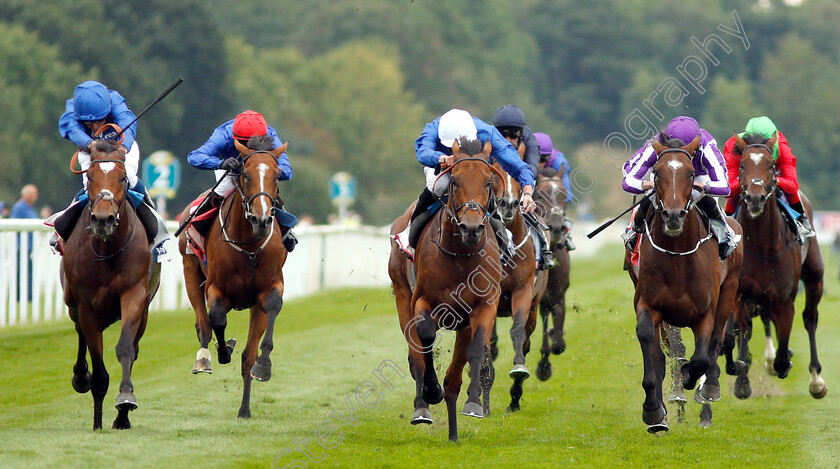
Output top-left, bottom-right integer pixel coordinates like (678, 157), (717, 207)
(534, 131), (576, 252)
(621, 116), (737, 260)
(492, 104), (556, 269)
(391, 108), (537, 264)
(186, 110), (298, 252)
(53, 80), (171, 262)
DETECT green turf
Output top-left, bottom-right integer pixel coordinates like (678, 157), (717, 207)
(0, 243), (838, 468)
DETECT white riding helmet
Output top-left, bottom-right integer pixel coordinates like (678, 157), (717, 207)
(438, 109), (477, 148)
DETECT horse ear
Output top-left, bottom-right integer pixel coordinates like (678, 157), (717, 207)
(684, 135), (701, 155)
(272, 141), (289, 158)
(516, 141), (525, 158)
(651, 139), (665, 155)
(733, 133), (747, 154)
(482, 140), (492, 158)
(767, 132), (778, 149)
(555, 164), (566, 179)
(451, 139), (461, 156)
(234, 139), (248, 155)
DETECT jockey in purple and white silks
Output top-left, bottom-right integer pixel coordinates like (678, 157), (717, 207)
(621, 116), (737, 259)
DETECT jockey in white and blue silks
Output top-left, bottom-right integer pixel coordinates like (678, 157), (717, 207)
(186, 110), (297, 252)
(621, 116), (736, 259)
(392, 108), (536, 262)
(55, 80), (171, 262)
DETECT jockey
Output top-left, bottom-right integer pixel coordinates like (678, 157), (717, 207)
(55, 80), (171, 262)
(621, 116), (737, 259)
(492, 104), (555, 269)
(722, 116), (814, 243)
(534, 131), (576, 251)
(186, 110), (297, 252)
(392, 108), (537, 263)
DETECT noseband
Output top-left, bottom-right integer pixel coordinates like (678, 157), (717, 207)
(433, 157), (503, 225)
(87, 157), (129, 227)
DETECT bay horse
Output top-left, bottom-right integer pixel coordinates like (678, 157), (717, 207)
(485, 161), (548, 413)
(725, 133), (826, 400)
(178, 136), (290, 418)
(532, 167), (571, 382)
(624, 136), (743, 433)
(388, 137), (504, 441)
(61, 140), (161, 430)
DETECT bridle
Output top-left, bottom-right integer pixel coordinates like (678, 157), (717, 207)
(739, 143), (776, 196)
(534, 176), (568, 220)
(650, 148), (700, 214)
(85, 156), (136, 261)
(233, 150), (279, 223)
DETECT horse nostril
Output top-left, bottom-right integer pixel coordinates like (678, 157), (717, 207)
(679, 210), (687, 220)
(760, 195), (767, 203)
(106, 214), (116, 225)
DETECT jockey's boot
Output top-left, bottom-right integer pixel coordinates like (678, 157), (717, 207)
(523, 212), (555, 270)
(393, 188), (437, 261)
(562, 219), (576, 251)
(132, 181), (171, 263)
(697, 195), (736, 260)
(192, 192), (225, 238)
(489, 215), (515, 267)
(790, 201), (815, 243)
(51, 189), (88, 249)
(623, 196), (651, 251)
(272, 201), (298, 253)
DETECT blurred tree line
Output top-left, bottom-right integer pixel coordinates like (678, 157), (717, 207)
(1, 0), (840, 224)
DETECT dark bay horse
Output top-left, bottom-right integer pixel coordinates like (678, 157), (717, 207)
(178, 136), (290, 418)
(532, 167), (571, 381)
(388, 137), (504, 441)
(61, 140), (161, 430)
(725, 133), (826, 399)
(624, 136), (743, 433)
(485, 161), (548, 413)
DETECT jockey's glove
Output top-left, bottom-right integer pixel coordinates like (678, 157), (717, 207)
(220, 157), (243, 172)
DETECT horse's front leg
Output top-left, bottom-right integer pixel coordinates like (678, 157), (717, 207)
(535, 303), (553, 381)
(734, 302), (754, 399)
(71, 320), (92, 394)
(444, 327), (471, 442)
(772, 301), (795, 379)
(206, 284), (235, 364)
(683, 312), (712, 391)
(183, 252), (212, 373)
(456, 305), (495, 441)
(548, 287), (568, 355)
(661, 324), (687, 405)
(801, 257), (827, 398)
(113, 284), (148, 429)
(238, 305), (268, 419)
(636, 300), (667, 433)
(251, 284), (284, 382)
(79, 309), (108, 431)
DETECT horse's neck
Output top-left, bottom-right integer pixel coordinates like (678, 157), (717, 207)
(219, 195), (250, 238)
(740, 197), (787, 251)
(507, 212), (526, 241)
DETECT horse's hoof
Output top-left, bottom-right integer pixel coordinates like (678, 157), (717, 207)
(112, 418), (131, 430)
(809, 374), (827, 399)
(506, 403), (520, 413)
(734, 375), (752, 399)
(410, 408), (433, 425)
(462, 401), (484, 418)
(490, 345), (499, 361)
(764, 358), (777, 376)
(192, 358), (212, 374)
(535, 359), (552, 381)
(646, 417), (669, 434)
(726, 359), (747, 376)
(72, 372), (91, 394)
(215, 339), (236, 364)
(695, 383), (721, 403)
(667, 388), (687, 403)
(509, 364), (530, 380)
(775, 359), (793, 379)
(422, 383), (444, 405)
(698, 419), (713, 429)
(250, 361), (271, 382)
(238, 407), (251, 419)
(551, 337), (566, 355)
(642, 404), (666, 426)
(115, 392), (138, 411)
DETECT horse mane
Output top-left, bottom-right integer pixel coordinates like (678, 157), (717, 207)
(742, 134), (769, 145)
(246, 135), (276, 151)
(92, 140), (122, 154)
(539, 167), (558, 178)
(456, 136), (483, 156)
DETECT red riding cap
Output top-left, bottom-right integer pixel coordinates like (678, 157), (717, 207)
(232, 110), (267, 140)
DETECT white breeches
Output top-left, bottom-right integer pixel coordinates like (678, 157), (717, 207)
(424, 166), (449, 196)
(79, 142), (140, 188)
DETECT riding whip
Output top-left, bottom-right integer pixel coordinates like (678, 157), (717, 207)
(173, 169), (230, 238)
(586, 198), (644, 239)
(114, 77), (184, 139)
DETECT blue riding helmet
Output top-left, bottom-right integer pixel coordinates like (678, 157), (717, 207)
(492, 104), (527, 128)
(73, 81), (112, 121)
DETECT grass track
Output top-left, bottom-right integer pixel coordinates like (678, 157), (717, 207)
(1, 243), (839, 468)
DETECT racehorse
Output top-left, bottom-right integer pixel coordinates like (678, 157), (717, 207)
(532, 167), (571, 382)
(724, 133), (826, 400)
(388, 137), (504, 441)
(623, 136), (743, 433)
(61, 140), (161, 430)
(178, 136), (290, 418)
(485, 161), (548, 413)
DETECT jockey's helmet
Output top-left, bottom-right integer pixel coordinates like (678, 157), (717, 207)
(438, 109), (477, 148)
(665, 116), (700, 145)
(73, 81), (111, 122)
(744, 116), (778, 138)
(233, 110), (268, 141)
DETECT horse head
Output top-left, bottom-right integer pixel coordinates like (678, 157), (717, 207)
(87, 140), (129, 239)
(233, 137), (288, 238)
(733, 132), (778, 218)
(535, 166), (568, 247)
(447, 137), (498, 246)
(651, 135), (701, 236)
(493, 162), (521, 225)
